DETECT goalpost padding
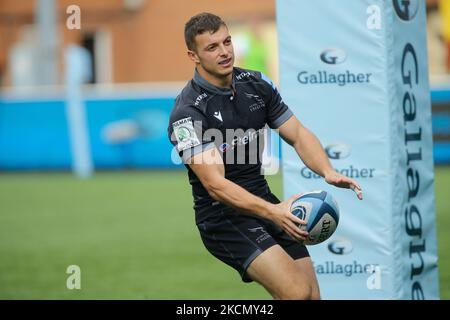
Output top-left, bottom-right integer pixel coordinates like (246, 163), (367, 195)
(277, 0), (439, 299)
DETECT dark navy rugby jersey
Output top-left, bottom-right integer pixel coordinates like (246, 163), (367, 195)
(168, 67), (293, 213)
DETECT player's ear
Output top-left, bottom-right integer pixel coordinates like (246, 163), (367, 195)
(187, 49), (200, 64)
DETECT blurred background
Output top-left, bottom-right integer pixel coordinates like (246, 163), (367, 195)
(0, 0), (449, 299)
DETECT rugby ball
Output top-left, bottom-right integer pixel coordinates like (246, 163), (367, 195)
(290, 190), (340, 245)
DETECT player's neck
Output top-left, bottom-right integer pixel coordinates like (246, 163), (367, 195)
(196, 66), (233, 89)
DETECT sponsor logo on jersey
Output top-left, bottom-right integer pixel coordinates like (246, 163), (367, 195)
(172, 117), (201, 151)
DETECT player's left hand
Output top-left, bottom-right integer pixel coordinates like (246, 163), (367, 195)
(324, 170), (363, 200)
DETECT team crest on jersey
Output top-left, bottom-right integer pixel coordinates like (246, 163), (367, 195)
(244, 92), (266, 112)
(172, 117), (201, 151)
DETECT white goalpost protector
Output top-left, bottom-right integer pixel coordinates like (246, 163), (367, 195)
(277, 0), (439, 299)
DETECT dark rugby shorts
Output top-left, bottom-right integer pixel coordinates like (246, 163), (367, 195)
(197, 192), (310, 282)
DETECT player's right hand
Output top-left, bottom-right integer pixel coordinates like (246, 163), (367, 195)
(269, 194), (308, 242)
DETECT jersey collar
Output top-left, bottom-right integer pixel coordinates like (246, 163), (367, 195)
(193, 68), (236, 96)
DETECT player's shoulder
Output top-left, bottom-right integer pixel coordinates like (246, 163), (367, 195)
(234, 67), (276, 91)
(174, 80), (199, 105)
(170, 81), (207, 123)
(234, 67), (262, 83)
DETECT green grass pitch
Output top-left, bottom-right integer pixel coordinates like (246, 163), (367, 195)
(0, 167), (449, 299)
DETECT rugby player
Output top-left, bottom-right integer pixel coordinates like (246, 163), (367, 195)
(168, 12), (363, 300)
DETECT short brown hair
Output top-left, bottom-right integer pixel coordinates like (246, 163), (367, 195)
(184, 12), (227, 51)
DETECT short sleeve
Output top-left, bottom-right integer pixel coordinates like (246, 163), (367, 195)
(260, 73), (293, 129)
(168, 106), (215, 163)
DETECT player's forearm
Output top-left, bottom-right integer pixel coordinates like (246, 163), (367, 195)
(294, 126), (334, 178)
(205, 178), (275, 219)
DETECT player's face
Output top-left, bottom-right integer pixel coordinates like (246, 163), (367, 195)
(189, 25), (235, 80)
